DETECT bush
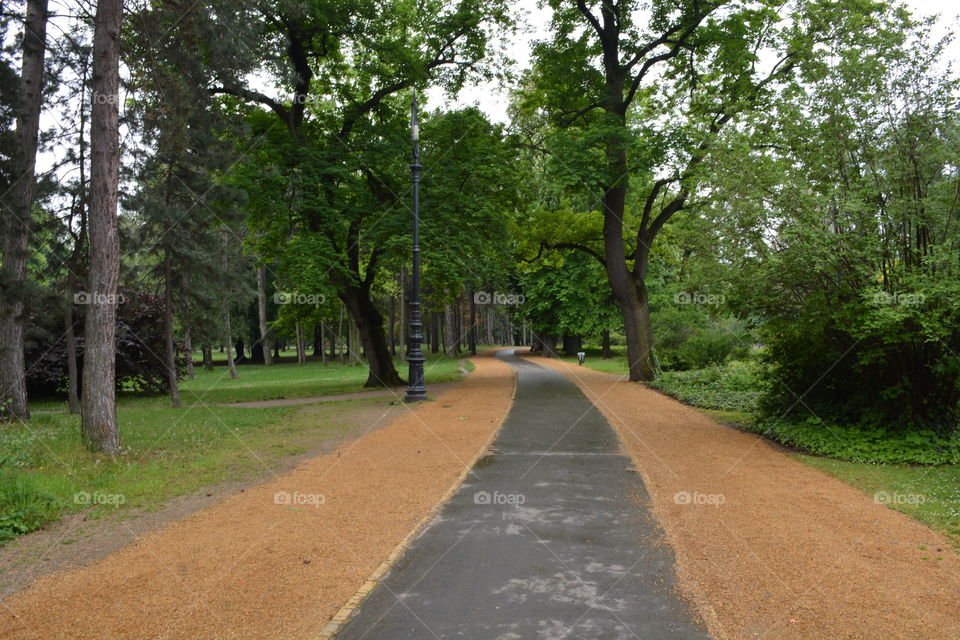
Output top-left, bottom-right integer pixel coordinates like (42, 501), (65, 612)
(25, 288), (185, 396)
(0, 469), (60, 541)
(650, 361), (765, 412)
(657, 316), (754, 372)
(744, 418), (960, 465)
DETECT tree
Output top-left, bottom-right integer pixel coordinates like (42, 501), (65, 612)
(212, 0), (512, 387)
(81, 0), (122, 454)
(718, 19), (960, 432)
(126, 0), (240, 407)
(525, 0), (880, 381)
(0, 0), (48, 420)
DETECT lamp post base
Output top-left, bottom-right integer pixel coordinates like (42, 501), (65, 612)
(403, 391), (429, 403)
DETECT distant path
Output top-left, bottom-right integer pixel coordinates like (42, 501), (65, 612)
(333, 348), (710, 639)
(219, 383), (456, 408)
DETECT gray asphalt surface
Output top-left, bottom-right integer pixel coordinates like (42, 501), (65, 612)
(333, 348), (712, 640)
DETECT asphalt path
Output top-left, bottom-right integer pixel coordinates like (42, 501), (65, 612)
(334, 348), (711, 640)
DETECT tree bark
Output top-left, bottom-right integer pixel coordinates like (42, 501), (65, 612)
(64, 269), (81, 414)
(443, 294), (458, 358)
(202, 345), (214, 371)
(319, 321), (327, 365)
(339, 285), (403, 386)
(256, 264), (273, 365)
(163, 248), (181, 407)
(221, 230), (238, 379)
(295, 321), (306, 364)
(430, 311), (440, 354)
(388, 294), (396, 357)
(184, 328), (194, 379)
(0, 0), (49, 421)
(469, 291), (477, 355)
(337, 305), (345, 364)
(541, 334), (558, 358)
(223, 300), (237, 379)
(485, 306), (495, 345)
(398, 267), (406, 362)
(563, 334), (582, 357)
(602, 329), (612, 359)
(81, 0), (122, 454)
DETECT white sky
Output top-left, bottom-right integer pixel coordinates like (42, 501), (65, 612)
(427, 0), (960, 124)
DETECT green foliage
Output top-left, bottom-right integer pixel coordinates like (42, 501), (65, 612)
(0, 469), (61, 541)
(519, 250), (618, 339)
(745, 420), (960, 466)
(715, 20), (960, 433)
(649, 361), (765, 412)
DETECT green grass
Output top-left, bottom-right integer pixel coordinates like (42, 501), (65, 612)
(2, 353), (470, 541)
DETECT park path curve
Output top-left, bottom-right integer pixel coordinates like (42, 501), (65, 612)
(333, 349), (710, 640)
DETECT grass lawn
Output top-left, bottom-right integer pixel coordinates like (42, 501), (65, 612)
(1, 353), (469, 541)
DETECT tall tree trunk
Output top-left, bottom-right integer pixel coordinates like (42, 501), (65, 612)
(163, 248), (180, 407)
(222, 300), (237, 379)
(63, 286), (80, 414)
(430, 311), (440, 354)
(81, 0), (122, 453)
(563, 334), (582, 357)
(256, 264), (273, 365)
(337, 305), (345, 364)
(541, 334), (558, 358)
(469, 291), (477, 355)
(202, 345), (213, 371)
(320, 321), (327, 365)
(443, 294), (457, 358)
(295, 321), (306, 364)
(184, 328), (194, 379)
(0, 0), (49, 421)
(312, 323), (322, 357)
(339, 285), (403, 386)
(221, 230), (237, 380)
(398, 267), (406, 362)
(388, 294), (396, 357)
(602, 329), (612, 359)
(485, 306), (495, 345)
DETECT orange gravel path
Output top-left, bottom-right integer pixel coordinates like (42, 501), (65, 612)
(0, 352), (515, 640)
(531, 353), (960, 640)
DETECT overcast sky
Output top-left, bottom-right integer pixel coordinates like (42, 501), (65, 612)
(427, 0), (960, 123)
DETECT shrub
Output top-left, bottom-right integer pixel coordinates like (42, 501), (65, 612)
(25, 288), (186, 396)
(650, 361), (765, 412)
(744, 418), (960, 465)
(0, 469), (60, 541)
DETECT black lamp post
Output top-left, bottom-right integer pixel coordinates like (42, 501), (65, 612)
(404, 91), (427, 402)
